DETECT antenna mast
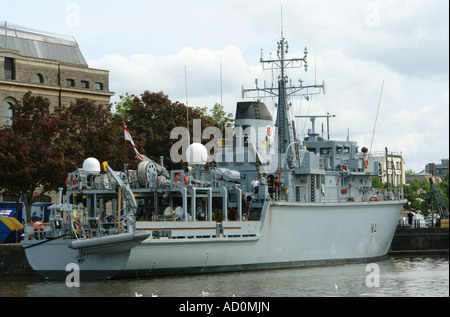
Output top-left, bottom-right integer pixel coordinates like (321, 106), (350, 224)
(242, 12), (325, 168)
(185, 66), (190, 145)
(369, 80), (384, 154)
(220, 62), (223, 108)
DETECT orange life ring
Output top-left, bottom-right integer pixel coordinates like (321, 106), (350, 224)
(65, 176), (77, 187)
(175, 173), (187, 183)
(364, 158), (369, 169)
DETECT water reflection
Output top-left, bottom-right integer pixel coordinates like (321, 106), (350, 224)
(1, 256), (448, 297)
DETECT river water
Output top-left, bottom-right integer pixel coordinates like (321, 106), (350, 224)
(1, 256), (448, 298)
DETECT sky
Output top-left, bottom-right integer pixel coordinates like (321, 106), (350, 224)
(2, 0), (449, 172)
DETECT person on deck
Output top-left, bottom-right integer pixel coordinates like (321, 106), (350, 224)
(251, 177), (259, 194)
(274, 177), (282, 201)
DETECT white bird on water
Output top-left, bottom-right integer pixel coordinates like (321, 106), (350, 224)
(334, 283), (338, 291)
(135, 291), (143, 297)
(202, 291), (210, 297)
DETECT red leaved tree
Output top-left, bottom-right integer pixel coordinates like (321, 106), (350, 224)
(63, 98), (118, 169)
(122, 91), (213, 171)
(0, 92), (71, 222)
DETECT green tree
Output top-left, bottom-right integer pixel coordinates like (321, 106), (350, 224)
(113, 92), (137, 117)
(198, 103), (234, 129)
(371, 176), (384, 189)
(403, 179), (423, 213)
(435, 173), (449, 213)
(403, 179), (433, 216)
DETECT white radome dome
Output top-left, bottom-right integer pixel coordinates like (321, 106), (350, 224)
(186, 143), (208, 165)
(82, 157), (101, 174)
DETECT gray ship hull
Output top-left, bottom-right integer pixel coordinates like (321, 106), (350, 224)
(21, 232), (149, 280)
(120, 200), (404, 278)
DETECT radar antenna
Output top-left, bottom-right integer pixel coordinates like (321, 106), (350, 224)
(242, 36), (325, 160)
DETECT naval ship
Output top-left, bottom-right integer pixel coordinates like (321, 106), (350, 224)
(21, 34), (406, 280)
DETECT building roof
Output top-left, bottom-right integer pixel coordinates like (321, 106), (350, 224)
(406, 174), (443, 184)
(0, 22), (87, 66)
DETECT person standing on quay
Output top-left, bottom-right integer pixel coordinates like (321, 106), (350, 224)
(407, 211), (414, 228)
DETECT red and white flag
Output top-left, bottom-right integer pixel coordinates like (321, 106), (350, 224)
(123, 119), (144, 161)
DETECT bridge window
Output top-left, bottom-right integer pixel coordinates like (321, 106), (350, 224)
(320, 147), (332, 155)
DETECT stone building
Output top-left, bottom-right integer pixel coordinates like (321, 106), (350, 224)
(425, 159), (449, 177)
(1, 22), (113, 127)
(371, 150), (405, 187)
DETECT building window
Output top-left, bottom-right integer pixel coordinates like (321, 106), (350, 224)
(4, 57), (15, 80)
(95, 82), (103, 90)
(34, 73), (44, 84)
(66, 79), (75, 87)
(81, 80), (89, 89)
(2, 101), (13, 127)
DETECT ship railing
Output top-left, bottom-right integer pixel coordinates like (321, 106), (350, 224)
(23, 216), (126, 241)
(137, 220), (260, 240)
(363, 188), (402, 201)
(23, 221), (73, 240)
(23, 222), (51, 240)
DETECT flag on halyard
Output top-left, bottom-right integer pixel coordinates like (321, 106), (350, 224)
(123, 118), (144, 161)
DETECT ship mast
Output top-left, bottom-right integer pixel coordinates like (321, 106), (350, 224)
(242, 34), (325, 169)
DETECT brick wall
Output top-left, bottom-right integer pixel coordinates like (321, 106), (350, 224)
(0, 244), (38, 277)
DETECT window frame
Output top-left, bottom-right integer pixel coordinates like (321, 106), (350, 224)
(4, 57), (16, 80)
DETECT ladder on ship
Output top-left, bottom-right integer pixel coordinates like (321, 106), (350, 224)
(102, 162), (138, 213)
(429, 179), (449, 219)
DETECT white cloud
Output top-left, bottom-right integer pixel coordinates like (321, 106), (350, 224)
(1, 0), (446, 175)
(90, 40), (448, 173)
(80, 0), (448, 173)
(89, 45), (261, 113)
